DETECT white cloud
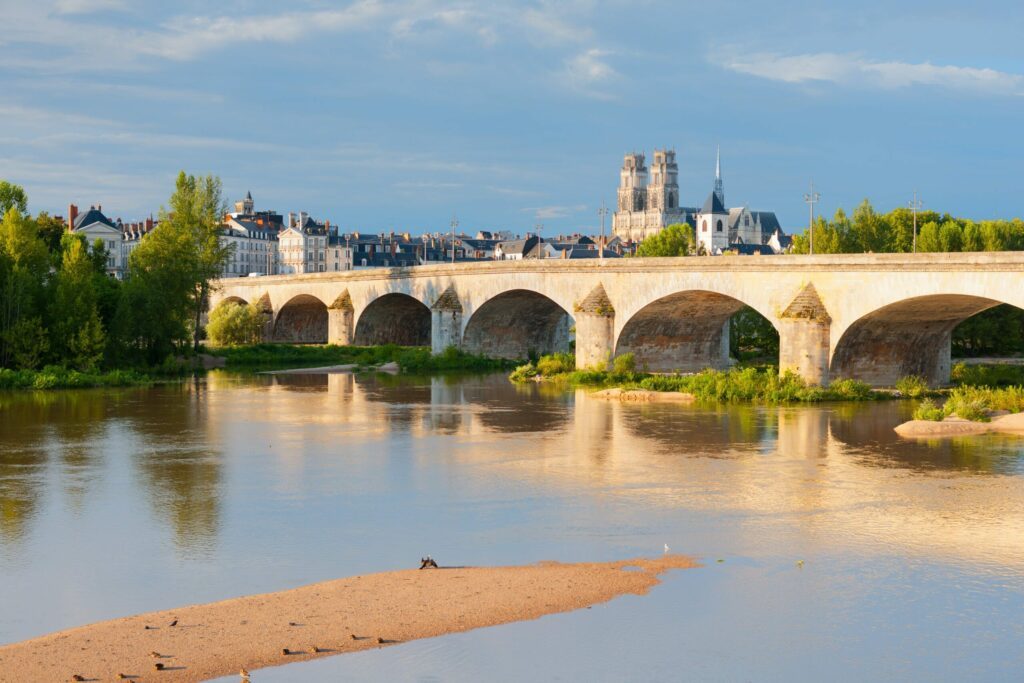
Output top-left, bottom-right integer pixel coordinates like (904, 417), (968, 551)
(522, 204), (587, 220)
(53, 0), (126, 14)
(717, 52), (1024, 95)
(560, 48), (618, 99)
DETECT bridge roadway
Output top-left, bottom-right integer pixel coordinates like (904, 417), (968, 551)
(209, 252), (1024, 386)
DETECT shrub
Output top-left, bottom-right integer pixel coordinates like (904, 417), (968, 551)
(895, 375), (929, 398)
(612, 353), (636, 375)
(913, 398), (948, 421)
(509, 363), (538, 382)
(206, 301), (264, 346)
(951, 362), (1024, 387)
(535, 352), (575, 376)
(826, 378), (875, 401)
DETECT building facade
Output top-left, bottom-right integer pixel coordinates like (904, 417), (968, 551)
(611, 150), (698, 242)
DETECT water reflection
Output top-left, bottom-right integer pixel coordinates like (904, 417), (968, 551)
(2, 372), (1024, 663)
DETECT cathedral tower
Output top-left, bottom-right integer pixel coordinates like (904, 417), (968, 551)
(646, 149), (679, 211)
(616, 153), (647, 212)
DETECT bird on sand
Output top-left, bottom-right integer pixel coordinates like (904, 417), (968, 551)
(117, 674), (128, 680)
(282, 648), (292, 655)
(309, 645), (322, 653)
(350, 634), (358, 640)
(663, 543), (670, 554)
(169, 618), (178, 627)
(419, 556), (438, 569)
(149, 651), (162, 658)
(144, 625), (156, 630)
(70, 676), (85, 682)
(377, 637), (385, 644)
(796, 560), (805, 568)
(154, 662), (165, 671)
(240, 668), (250, 679)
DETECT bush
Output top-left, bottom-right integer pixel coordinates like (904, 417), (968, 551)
(913, 398), (948, 421)
(206, 301), (264, 346)
(951, 362), (1024, 387)
(509, 363), (538, 382)
(895, 375), (929, 398)
(612, 353), (636, 374)
(536, 352), (575, 376)
(826, 378), (875, 401)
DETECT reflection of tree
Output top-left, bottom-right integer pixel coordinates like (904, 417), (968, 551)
(129, 384), (223, 554)
(0, 446), (46, 545)
(0, 390), (114, 544)
(623, 403), (776, 452)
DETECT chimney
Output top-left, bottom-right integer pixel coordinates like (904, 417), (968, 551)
(67, 203), (78, 230)
(288, 212), (296, 228)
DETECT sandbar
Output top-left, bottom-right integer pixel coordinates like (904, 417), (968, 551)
(0, 555), (695, 683)
(895, 411), (1024, 438)
(591, 388), (696, 403)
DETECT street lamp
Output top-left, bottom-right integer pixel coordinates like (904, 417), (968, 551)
(597, 200), (609, 261)
(909, 190), (923, 254)
(803, 181), (820, 255)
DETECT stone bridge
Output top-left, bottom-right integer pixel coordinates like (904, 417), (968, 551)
(209, 253), (1024, 386)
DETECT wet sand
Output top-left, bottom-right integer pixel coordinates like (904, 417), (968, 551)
(0, 556), (695, 683)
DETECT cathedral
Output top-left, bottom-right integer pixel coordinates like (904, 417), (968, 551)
(611, 148), (788, 254)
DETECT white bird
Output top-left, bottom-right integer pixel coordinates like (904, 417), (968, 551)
(663, 543), (670, 554)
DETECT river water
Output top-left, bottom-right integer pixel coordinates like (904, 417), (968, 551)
(1, 373), (1023, 682)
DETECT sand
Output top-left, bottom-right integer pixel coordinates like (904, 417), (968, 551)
(0, 555), (695, 683)
(591, 388), (696, 403)
(895, 411), (1024, 438)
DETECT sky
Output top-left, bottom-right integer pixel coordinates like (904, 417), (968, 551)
(2, 0), (1022, 235)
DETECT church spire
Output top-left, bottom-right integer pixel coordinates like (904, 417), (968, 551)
(713, 145), (725, 207)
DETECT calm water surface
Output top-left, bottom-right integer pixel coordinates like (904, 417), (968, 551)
(2, 372), (1023, 682)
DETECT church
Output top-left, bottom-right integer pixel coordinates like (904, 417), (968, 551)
(611, 148), (789, 254)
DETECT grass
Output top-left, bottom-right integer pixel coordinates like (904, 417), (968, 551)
(950, 362), (1024, 387)
(209, 343), (516, 374)
(912, 385), (1024, 422)
(0, 366), (152, 390)
(509, 353), (880, 403)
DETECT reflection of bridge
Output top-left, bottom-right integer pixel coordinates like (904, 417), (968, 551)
(209, 253), (1024, 386)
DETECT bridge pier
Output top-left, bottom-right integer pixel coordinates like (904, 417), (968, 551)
(328, 291), (354, 345)
(777, 284), (831, 386)
(574, 284), (615, 370)
(431, 286), (463, 353)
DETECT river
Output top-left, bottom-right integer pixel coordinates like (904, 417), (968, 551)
(1, 372), (1022, 681)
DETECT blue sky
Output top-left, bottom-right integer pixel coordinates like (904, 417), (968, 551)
(3, 0), (1022, 235)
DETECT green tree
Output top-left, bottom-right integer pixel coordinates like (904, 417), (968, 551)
(962, 221), (984, 251)
(917, 221), (942, 252)
(206, 301), (264, 346)
(850, 199), (890, 252)
(729, 307), (780, 360)
(938, 220), (964, 252)
(159, 172), (232, 352)
(51, 238), (105, 370)
(0, 208), (48, 368)
(35, 211), (67, 255)
(0, 181), (28, 216)
(635, 222), (694, 257)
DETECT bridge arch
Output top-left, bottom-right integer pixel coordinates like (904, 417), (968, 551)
(273, 294), (328, 343)
(463, 289), (574, 359)
(830, 294), (1005, 386)
(354, 293), (431, 346)
(615, 290), (777, 372)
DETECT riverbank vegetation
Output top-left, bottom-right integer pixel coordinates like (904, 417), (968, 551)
(0, 176), (229, 388)
(210, 343), (517, 374)
(913, 386), (1024, 422)
(509, 352), (879, 403)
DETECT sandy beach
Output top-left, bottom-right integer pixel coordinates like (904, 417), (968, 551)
(0, 555), (695, 683)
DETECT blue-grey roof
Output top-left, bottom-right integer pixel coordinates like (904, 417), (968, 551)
(701, 192), (726, 214)
(74, 207), (115, 230)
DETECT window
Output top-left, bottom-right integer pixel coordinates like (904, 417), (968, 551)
(716, 220), (723, 232)
(702, 220), (707, 233)
(744, 215), (750, 227)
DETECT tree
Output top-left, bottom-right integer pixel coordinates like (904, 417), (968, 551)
(206, 301), (263, 346)
(159, 172), (232, 352)
(51, 238), (105, 370)
(635, 222), (694, 257)
(938, 220), (964, 253)
(35, 211), (67, 255)
(729, 307), (779, 360)
(917, 221), (942, 252)
(0, 181), (28, 216)
(0, 208), (48, 368)
(962, 221), (984, 252)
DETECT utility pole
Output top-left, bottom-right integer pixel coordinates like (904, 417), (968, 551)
(909, 190), (923, 254)
(597, 201), (608, 261)
(803, 181), (820, 255)
(450, 214), (458, 264)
